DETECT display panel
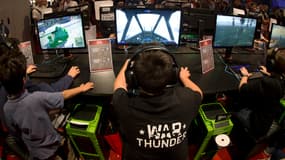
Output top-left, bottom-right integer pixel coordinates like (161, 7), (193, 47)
(269, 24), (285, 49)
(36, 12), (86, 51)
(213, 15), (257, 48)
(115, 8), (182, 46)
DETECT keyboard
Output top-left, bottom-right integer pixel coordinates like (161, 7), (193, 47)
(228, 64), (264, 80)
(29, 57), (69, 78)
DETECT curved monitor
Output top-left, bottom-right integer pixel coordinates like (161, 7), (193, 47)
(115, 8), (182, 46)
(36, 12), (87, 51)
(269, 24), (285, 49)
(213, 15), (257, 48)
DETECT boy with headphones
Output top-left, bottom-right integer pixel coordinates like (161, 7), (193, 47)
(0, 37), (94, 159)
(112, 44), (203, 160)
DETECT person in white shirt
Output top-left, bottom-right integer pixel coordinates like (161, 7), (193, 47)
(32, 0), (53, 21)
(57, 0), (79, 11)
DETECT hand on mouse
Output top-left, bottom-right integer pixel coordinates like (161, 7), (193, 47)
(26, 64), (37, 74)
(68, 66), (80, 78)
(259, 65), (271, 76)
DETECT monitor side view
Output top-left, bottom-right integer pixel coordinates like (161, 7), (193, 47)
(269, 24), (285, 49)
(181, 7), (217, 43)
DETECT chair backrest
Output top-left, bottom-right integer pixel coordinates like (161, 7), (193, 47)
(5, 135), (29, 160)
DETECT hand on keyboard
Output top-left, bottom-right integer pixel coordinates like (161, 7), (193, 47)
(67, 66), (80, 78)
(26, 64), (37, 74)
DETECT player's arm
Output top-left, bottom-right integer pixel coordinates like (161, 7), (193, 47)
(62, 82), (94, 99)
(113, 59), (129, 92)
(179, 67), (203, 98)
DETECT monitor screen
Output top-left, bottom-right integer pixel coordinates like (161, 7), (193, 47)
(36, 12), (86, 51)
(115, 8), (182, 46)
(213, 15), (257, 48)
(269, 24), (285, 49)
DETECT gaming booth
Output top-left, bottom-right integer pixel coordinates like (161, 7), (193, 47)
(6, 3), (285, 160)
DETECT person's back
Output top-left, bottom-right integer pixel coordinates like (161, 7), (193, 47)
(0, 41), (94, 159)
(237, 66), (284, 138)
(4, 90), (64, 158)
(112, 45), (203, 160)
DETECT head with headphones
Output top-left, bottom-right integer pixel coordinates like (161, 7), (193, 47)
(0, 37), (26, 95)
(125, 43), (179, 95)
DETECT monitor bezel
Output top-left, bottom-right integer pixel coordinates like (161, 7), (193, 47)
(36, 11), (87, 52)
(268, 23), (285, 49)
(212, 14), (257, 48)
(114, 7), (182, 46)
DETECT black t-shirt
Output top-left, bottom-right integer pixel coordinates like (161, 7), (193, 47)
(239, 76), (284, 138)
(112, 87), (202, 160)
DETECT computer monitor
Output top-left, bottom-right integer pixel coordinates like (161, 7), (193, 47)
(213, 15), (257, 60)
(213, 15), (257, 48)
(269, 24), (285, 49)
(181, 8), (216, 42)
(115, 8), (182, 46)
(36, 12), (87, 56)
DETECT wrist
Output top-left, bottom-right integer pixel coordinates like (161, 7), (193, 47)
(242, 74), (249, 78)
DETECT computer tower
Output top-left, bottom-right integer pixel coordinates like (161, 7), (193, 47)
(65, 104), (104, 160)
(99, 6), (115, 37)
(194, 102), (234, 160)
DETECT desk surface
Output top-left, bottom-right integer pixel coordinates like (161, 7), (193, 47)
(33, 48), (266, 96)
(65, 52), (239, 96)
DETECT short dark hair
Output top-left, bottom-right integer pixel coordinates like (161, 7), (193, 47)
(0, 38), (26, 95)
(134, 49), (174, 94)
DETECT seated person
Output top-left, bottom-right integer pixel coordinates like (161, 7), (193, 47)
(0, 38), (80, 131)
(231, 65), (285, 159)
(0, 41), (94, 159)
(112, 44), (203, 160)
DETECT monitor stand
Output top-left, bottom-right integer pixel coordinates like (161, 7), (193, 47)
(62, 49), (74, 61)
(223, 47), (233, 63)
(40, 49), (74, 65)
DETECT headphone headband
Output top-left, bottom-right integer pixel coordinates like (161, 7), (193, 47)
(125, 44), (179, 96)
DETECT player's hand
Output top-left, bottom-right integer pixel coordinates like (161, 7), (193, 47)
(68, 66), (80, 78)
(80, 82), (94, 92)
(259, 65), (267, 73)
(240, 67), (252, 77)
(26, 64), (37, 74)
(179, 67), (190, 81)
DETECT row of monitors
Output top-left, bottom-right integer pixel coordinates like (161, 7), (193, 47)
(35, 7), (285, 53)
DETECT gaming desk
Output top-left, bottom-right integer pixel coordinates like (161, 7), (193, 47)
(66, 51), (240, 96)
(31, 48), (246, 96)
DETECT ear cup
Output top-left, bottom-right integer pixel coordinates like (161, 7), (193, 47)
(125, 60), (139, 92)
(125, 45), (179, 93)
(266, 48), (279, 71)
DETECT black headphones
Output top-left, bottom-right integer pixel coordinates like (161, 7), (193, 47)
(125, 45), (179, 95)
